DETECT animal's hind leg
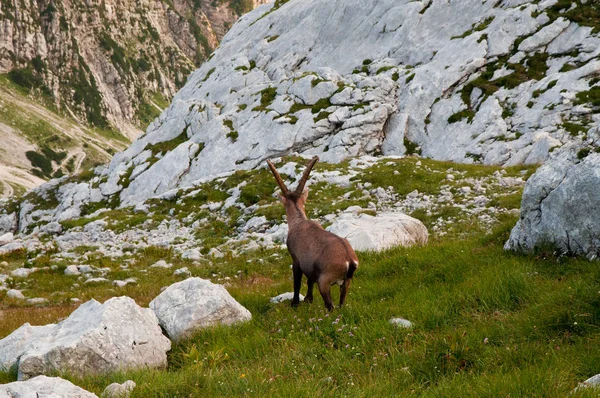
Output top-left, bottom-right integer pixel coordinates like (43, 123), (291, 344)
(291, 263), (302, 307)
(305, 278), (315, 303)
(318, 278), (334, 311)
(339, 278), (351, 307)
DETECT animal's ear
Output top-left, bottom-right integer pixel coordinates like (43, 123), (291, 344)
(300, 187), (309, 202)
(279, 193), (287, 204)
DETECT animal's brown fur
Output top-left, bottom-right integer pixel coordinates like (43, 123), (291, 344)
(267, 157), (359, 311)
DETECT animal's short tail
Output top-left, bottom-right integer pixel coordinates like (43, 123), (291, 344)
(346, 261), (358, 279)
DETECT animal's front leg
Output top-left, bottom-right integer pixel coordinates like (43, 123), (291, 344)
(339, 278), (351, 307)
(291, 263), (303, 307)
(305, 278), (315, 303)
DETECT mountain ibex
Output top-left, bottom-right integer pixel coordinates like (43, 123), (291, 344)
(267, 156), (358, 311)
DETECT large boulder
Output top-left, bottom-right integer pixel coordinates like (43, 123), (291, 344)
(326, 212), (428, 251)
(149, 277), (251, 341)
(505, 150), (600, 258)
(0, 297), (171, 380)
(0, 375), (98, 397)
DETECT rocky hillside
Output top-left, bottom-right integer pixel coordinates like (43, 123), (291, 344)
(1, 0), (600, 232)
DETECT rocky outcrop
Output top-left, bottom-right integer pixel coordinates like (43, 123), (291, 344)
(505, 146), (600, 259)
(0, 0), (267, 132)
(6, 0), (598, 223)
(0, 375), (98, 398)
(0, 296), (171, 380)
(326, 212), (428, 251)
(149, 277), (251, 341)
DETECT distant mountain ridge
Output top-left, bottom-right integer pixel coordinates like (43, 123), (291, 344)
(0, 0), (267, 132)
(0, 0), (266, 194)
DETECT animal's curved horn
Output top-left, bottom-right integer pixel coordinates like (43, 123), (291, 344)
(295, 156), (319, 195)
(266, 159), (290, 195)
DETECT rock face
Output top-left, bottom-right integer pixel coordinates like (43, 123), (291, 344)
(327, 212), (428, 251)
(0, 375), (98, 398)
(505, 148), (600, 258)
(0, 296), (171, 380)
(5, 0), (599, 226)
(149, 277), (251, 341)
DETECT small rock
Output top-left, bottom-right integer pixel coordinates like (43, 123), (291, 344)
(27, 298), (48, 305)
(7, 289), (25, 299)
(181, 249), (202, 261)
(11, 268), (37, 278)
(389, 317), (413, 328)
(150, 260), (172, 269)
(84, 278), (110, 284)
(174, 267), (191, 277)
(101, 380), (136, 398)
(1, 261), (8, 267)
(208, 248), (224, 258)
(78, 265), (94, 274)
(64, 265), (81, 276)
(270, 292), (305, 303)
(459, 186), (471, 194)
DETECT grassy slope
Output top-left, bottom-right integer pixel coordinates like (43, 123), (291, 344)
(0, 159), (599, 396)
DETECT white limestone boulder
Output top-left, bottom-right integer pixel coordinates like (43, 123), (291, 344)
(0, 296), (171, 380)
(0, 213), (17, 235)
(505, 149), (600, 259)
(0, 232), (14, 246)
(326, 212), (428, 251)
(149, 277), (251, 341)
(389, 317), (413, 329)
(6, 289), (25, 300)
(572, 373), (600, 393)
(0, 375), (98, 397)
(10, 268), (37, 278)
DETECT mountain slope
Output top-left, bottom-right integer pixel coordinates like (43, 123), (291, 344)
(101, 0), (600, 206)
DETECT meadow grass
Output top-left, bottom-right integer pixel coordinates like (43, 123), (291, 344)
(2, 216), (600, 396)
(0, 157), (598, 395)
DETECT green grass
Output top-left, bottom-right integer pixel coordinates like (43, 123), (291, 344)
(3, 217), (600, 396)
(252, 87), (278, 112)
(3, 157), (599, 396)
(546, 0), (600, 34)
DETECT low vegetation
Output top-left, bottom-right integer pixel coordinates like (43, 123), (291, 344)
(0, 157), (598, 396)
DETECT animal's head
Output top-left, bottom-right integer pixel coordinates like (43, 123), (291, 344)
(266, 156), (319, 213)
